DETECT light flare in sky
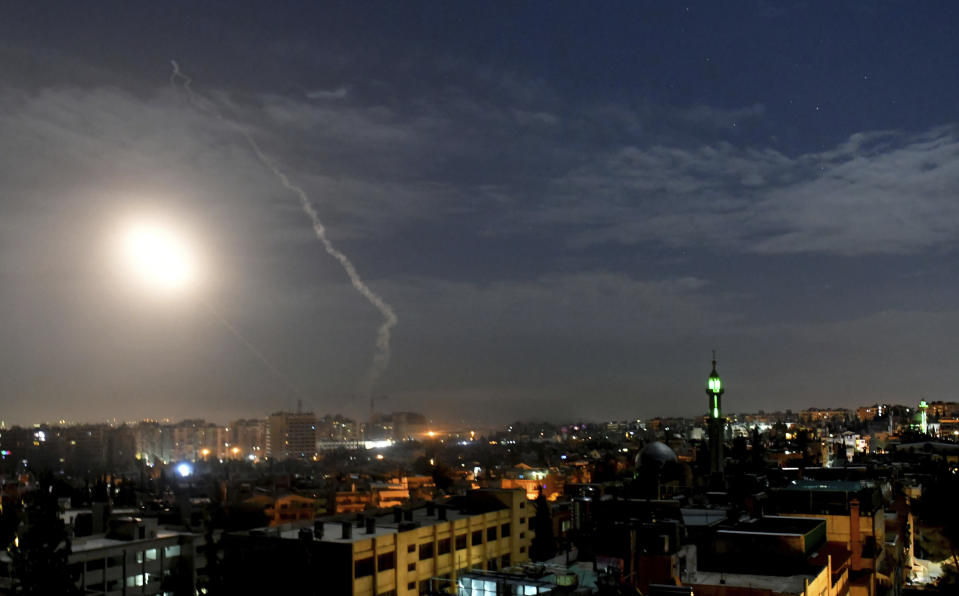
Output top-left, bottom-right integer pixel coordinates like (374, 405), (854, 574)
(118, 218), (199, 296)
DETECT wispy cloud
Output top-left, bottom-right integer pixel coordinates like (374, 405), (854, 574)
(542, 126), (959, 256)
(305, 86), (349, 100)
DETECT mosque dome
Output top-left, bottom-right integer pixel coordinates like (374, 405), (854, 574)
(635, 441), (678, 470)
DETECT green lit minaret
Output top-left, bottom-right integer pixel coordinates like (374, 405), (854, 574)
(705, 354), (725, 479)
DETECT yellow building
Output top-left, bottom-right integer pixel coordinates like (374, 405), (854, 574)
(222, 488), (533, 595)
(266, 494), (319, 526)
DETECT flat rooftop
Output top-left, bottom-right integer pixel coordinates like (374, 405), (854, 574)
(680, 508), (727, 527)
(779, 480), (866, 492)
(261, 502), (507, 544)
(689, 570), (814, 593)
(71, 530), (185, 552)
(722, 515), (825, 536)
(0, 530), (190, 561)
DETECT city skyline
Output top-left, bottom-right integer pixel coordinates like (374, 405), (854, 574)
(3, 3), (959, 424)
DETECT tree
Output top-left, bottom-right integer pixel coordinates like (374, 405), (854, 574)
(912, 464), (959, 587)
(750, 426), (766, 469)
(529, 491), (556, 562)
(9, 477), (78, 595)
(731, 436), (748, 465)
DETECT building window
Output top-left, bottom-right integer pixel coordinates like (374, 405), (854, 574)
(377, 551), (396, 571)
(107, 555), (123, 568)
(472, 530), (483, 546)
(520, 502), (526, 509)
(520, 517), (525, 524)
(520, 532), (525, 539)
(487, 527), (497, 541)
(419, 580), (431, 594)
(355, 557), (374, 578)
(378, 591), (396, 596)
(438, 538), (451, 555)
(520, 546), (526, 553)
(408, 563), (415, 572)
(407, 544), (416, 553)
(418, 543), (434, 560)
(408, 582), (416, 591)
(164, 545), (181, 558)
(501, 555), (511, 568)
(455, 534), (467, 550)
(501, 523), (511, 537)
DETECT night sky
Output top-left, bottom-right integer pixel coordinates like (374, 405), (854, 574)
(3, 2), (959, 425)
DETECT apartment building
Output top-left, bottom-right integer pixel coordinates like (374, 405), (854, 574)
(0, 516), (200, 595)
(222, 488), (532, 595)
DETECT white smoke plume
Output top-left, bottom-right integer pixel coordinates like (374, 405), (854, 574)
(170, 61), (398, 394)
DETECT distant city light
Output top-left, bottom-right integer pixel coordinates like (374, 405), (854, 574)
(176, 462), (193, 477)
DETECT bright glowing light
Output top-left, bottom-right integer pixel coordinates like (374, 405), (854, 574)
(364, 440), (393, 449)
(176, 462), (192, 478)
(119, 219), (198, 295)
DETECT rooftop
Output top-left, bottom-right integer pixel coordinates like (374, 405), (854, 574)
(722, 515), (825, 537)
(680, 508), (727, 527)
(688, 570), (815, 593)
(71, 530), (184, 552)
(780, 480), (867, 492)
(255, 493), (512, 544)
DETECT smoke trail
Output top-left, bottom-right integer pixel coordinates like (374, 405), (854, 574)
(171, 61), (398, 393)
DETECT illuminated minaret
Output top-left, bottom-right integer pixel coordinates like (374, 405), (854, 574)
(919, 399), (929, 434)
(705, 354), (725, 479)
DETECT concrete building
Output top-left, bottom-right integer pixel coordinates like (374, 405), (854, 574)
(682, 516), (847, 596)
(221, 488), (533, 595)
(267, 494), (319, 526)
(266, 411), (317, 460)
(799, 408), (853, 425)
(769, 481), (902, 596)
(230, 418), (266, 461)
(0, 516), (201, 595)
